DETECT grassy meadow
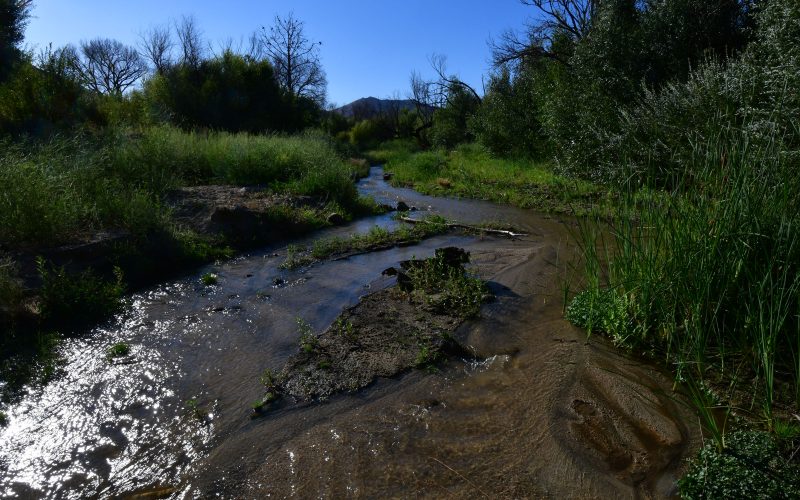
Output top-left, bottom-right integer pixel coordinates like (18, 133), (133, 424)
(368, 140), (608, 215)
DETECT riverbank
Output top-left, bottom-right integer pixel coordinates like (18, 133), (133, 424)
(367, 140), (611, 215)
(0, 127), (378, 402)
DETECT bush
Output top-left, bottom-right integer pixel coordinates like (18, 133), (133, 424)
(37, 258), (125, 327)
(144, 51), (313, 133)
(679, 431), (800, 499)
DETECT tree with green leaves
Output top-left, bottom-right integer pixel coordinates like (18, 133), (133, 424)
(0, 0), (32, 82)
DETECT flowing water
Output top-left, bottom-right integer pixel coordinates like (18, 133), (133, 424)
(0, 168), (699, 499)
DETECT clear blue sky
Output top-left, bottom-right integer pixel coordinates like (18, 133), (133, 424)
(23, 0), (534, 106)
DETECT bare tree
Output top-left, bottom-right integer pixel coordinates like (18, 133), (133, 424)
(175, 15), (205, 67)
(491, 0), (601, 67)
(428, 54), (482, 105)
(139, 24), (173, 74)
(73, 38), (148, 95)
(409, 71), (436, 140)
(253, 13), (327, 105)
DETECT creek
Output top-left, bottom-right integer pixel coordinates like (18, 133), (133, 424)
(0, 167), (698, 498)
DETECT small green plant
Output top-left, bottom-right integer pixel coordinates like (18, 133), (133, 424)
(679, 430), (800, 498)
(259, 368), (277, 390)
(0, 411), (7, 426)
(333, 317), (356, 340)
(253, 368), (281, 410)
(280, 244), (314, 270)
(406, 251), (488, 318)
(414, 344), (441, 371)
(200, 272), (218, 286)
(297, 317), (318, 353)
(106, 342), (130, 360)
(565, 289), (640, 346)
(317, 360), (331, 370)
(773, 417), (800, 442)
(37, 257), (126, 327)
(185, 398), (208, 421)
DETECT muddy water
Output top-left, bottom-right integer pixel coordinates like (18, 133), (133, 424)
(0, 167), (698, 499)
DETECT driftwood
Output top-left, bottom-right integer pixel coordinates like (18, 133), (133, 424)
(398, 216), (528, 238)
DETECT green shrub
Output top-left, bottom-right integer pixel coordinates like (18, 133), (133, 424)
(679, 431), (800, 499)
(37, 258), (125, 327)
(106, 342), (130, 360)
(406, 251), (488, 318)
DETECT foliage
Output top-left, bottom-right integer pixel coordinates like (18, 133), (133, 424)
(296, 317), (318, 353)
(144, 51), (304, 133)
(106, 342), (130, 360)
(568, 122), (800, 423)
(0, 49), (103, 136)
(37, 258), (126, 327)
(406, 251), (488, 318)
(0, 257), (23, 318)
(679, 430), (800, 499)
(200, 273), (218, 286)
(0, 0), (31, 83)
(469, 66), (549, 158)
(280, 216), (450, 270)
(430, 82), (480, 149)
(375, 141), (605, 214)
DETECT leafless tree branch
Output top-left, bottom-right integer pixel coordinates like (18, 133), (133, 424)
(74, 38), (148, 95)
(139, 24), (173, 74)
(252, 13), (327, 105)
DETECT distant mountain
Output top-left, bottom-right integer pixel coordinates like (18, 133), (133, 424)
(333, 97), (429, 119)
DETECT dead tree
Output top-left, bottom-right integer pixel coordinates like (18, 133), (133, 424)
(139, 24), (174, 74)
(175, 15), (205, 68)
(253, 13), (327, 105)
(492, 0), (600, 67)
(75, 38), (148, 95)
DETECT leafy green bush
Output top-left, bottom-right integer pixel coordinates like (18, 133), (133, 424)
(565, 289), (642, 346)
(406, 251), (488, 318)
(679, 431), (800, 499)
(144, 51), (317, 133)
(106, 342), (130, 360)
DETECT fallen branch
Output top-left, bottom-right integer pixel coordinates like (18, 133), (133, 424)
(399, 216), (528, 238)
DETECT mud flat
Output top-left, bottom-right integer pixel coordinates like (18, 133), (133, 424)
(253, 248), (485, 409)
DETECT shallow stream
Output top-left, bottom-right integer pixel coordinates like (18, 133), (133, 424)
(0, 167), (698, 498)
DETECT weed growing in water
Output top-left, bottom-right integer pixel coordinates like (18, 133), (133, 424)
(405, 250), (488, 318)
(200, 273), (218, 286)
(280, 244), (314, 270)
(185, 398), (208, 421)
(414, 344), (441, 371)
(106, 342), (130, 360)
(297, 317), (318, 353)
(279, 216), (450, 270)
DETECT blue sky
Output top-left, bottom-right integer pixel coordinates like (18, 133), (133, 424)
(23, 0), (533, 106)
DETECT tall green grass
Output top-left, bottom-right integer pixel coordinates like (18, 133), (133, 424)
(0, 127), (361, 250)
(370, 141), (606, 214)
(568, 125), (800, 435)
(112, 127), (359, 204)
